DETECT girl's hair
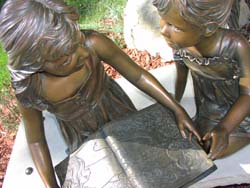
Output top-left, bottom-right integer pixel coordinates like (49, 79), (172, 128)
(0, 0), (81, 81)
(153, 0), (234, 27)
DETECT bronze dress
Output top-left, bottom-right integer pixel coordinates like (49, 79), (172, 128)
(174, 31), (250, 136)
(13, 30), (136, 153)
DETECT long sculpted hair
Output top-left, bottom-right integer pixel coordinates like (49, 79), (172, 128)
(0, 0), (82, 83)
(152, 0), (234, 27)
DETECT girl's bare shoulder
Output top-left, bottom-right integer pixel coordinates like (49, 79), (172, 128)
(81, 29), (106, 45)
(219, 29), (249, 58)
(222, 29), (249, 48)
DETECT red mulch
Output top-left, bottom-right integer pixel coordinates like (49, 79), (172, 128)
(104, 48), (171, 79)
(0, 48), (249, 188)
(0, 126), (15, 188)
(0, 86), (19, 188)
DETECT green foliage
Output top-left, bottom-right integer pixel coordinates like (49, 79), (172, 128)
(66, 0), (126, 32)
(0, 45), (20, 131)
(0, 0), (5, 7)
(0, 45), (10, 92)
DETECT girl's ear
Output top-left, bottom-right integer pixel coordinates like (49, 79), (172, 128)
(203, 22), (219, 37)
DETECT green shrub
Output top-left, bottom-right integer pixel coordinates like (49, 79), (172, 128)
(66, 0), (126, 32)
(0, 45), (10, 92)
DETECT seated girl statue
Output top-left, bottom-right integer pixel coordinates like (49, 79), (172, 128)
(0, 0), (200, 187)
(153, 0), (250, 160)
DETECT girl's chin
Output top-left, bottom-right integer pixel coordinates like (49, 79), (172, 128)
(166, 42), (180, 50)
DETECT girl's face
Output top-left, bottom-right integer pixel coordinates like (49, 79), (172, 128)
(159, 4), (204, 50)
(43, 44), (89, 77)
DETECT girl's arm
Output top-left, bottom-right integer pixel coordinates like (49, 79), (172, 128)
(222, 34), (250, 132)
(88, 31), (201, 141)
(175, 62), (189, 102)
(17, 101), (60, 188)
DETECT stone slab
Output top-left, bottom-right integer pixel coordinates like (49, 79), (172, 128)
(3, 64), (250, 188)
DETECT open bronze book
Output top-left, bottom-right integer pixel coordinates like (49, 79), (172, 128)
(56, 103), (216, 188)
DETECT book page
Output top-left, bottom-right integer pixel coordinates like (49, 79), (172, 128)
(56, 132), (133, 188)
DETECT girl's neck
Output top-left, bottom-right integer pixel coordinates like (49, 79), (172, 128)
(187, 28), (224, 58)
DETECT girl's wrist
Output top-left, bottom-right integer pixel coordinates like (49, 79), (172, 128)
(174, 106), (187, 117)
(217, 124), (231, 134)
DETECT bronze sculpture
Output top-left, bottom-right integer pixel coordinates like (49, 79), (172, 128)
(153, 0), (250, 160)
(0, 0), (200, 187)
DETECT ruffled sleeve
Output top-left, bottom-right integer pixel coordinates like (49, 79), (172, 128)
(14, 74), (48, 111)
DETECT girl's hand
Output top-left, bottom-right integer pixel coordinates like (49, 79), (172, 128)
(203, 126), (229, 160)
(175, 110), (201, 142)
